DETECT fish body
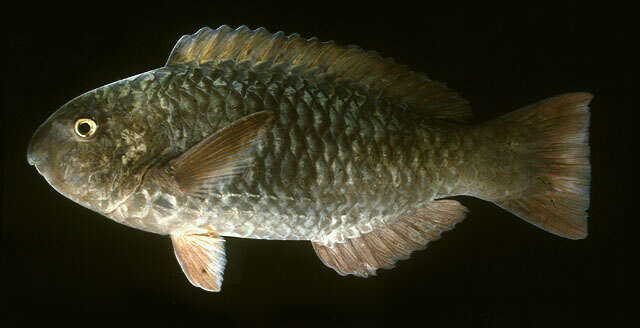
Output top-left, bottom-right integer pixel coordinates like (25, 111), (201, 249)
(28, 26), (591, 291)
(104, 64), (470, 243)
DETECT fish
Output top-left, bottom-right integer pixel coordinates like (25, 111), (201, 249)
(27, 25), (591, 292)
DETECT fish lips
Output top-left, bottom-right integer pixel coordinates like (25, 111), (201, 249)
(27, 118), (73, 191)
(27, 120), (50, 166)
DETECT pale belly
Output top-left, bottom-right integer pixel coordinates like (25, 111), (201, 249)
(109, 185), (428, 245)
(106, 121), (466, 243)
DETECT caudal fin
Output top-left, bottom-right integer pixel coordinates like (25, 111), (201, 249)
(493, 93), (592, 239)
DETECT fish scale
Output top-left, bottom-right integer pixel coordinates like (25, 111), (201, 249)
(106, 62), (452, 243)
(28, 26), (590, 290)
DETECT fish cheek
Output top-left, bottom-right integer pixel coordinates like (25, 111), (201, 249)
(87, 170), (113, 198)
(54, 132), (118, 207)
(104, 134), (164, 211)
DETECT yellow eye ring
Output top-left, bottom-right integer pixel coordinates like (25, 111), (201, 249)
(74, 118), (97, 138)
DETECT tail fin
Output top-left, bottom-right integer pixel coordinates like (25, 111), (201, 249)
(492, 93), (592, 239)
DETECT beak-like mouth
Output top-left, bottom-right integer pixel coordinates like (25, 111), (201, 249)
(27, 121), (51, 166)
(27, 140), (38, 166)
(27, 150), (40, 166)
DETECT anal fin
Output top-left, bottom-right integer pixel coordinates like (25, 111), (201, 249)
(312, 199), (467, 277)
(171, 230), (226, 292)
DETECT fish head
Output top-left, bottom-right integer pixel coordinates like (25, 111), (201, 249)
(27, 82), (166, 215)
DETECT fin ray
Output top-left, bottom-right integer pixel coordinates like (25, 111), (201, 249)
(167, 26), (472, 122)
(492, 93), (592, 239)
(312, 199), (468, 277)
(167, 110), (273, 198)
(171, 230), (226, 292)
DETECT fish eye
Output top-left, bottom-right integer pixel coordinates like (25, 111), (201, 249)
(74, 118), (97, 138)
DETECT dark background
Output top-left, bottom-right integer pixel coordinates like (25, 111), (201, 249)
(2, 1), (629, 326)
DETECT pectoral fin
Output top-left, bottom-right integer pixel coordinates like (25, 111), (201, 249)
(167, 110), (273, 198)
(312, 199), (468, 277)
(171, 230), (226, 292)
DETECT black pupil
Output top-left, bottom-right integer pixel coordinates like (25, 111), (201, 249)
(78, 122), (91, 135)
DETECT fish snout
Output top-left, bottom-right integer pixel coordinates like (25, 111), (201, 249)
(27, 122), (51, 166)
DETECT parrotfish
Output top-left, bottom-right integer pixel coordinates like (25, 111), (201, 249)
(27, 26), (591, 291)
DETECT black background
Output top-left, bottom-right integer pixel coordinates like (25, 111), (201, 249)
(3, 1), (629, 326)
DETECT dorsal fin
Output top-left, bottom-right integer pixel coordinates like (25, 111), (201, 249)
(166, 25), (472, 122)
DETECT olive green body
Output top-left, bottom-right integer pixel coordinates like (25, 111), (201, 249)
(25, 26), (591, 292)
(96, 61), (525, 244)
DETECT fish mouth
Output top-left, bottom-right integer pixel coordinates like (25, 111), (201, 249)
(27, 152), (38, 166)
(27, 121), (49, 166)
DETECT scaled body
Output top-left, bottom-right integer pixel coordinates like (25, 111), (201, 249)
(107, 63), (467, 244)
(28, 26), (591, 291)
